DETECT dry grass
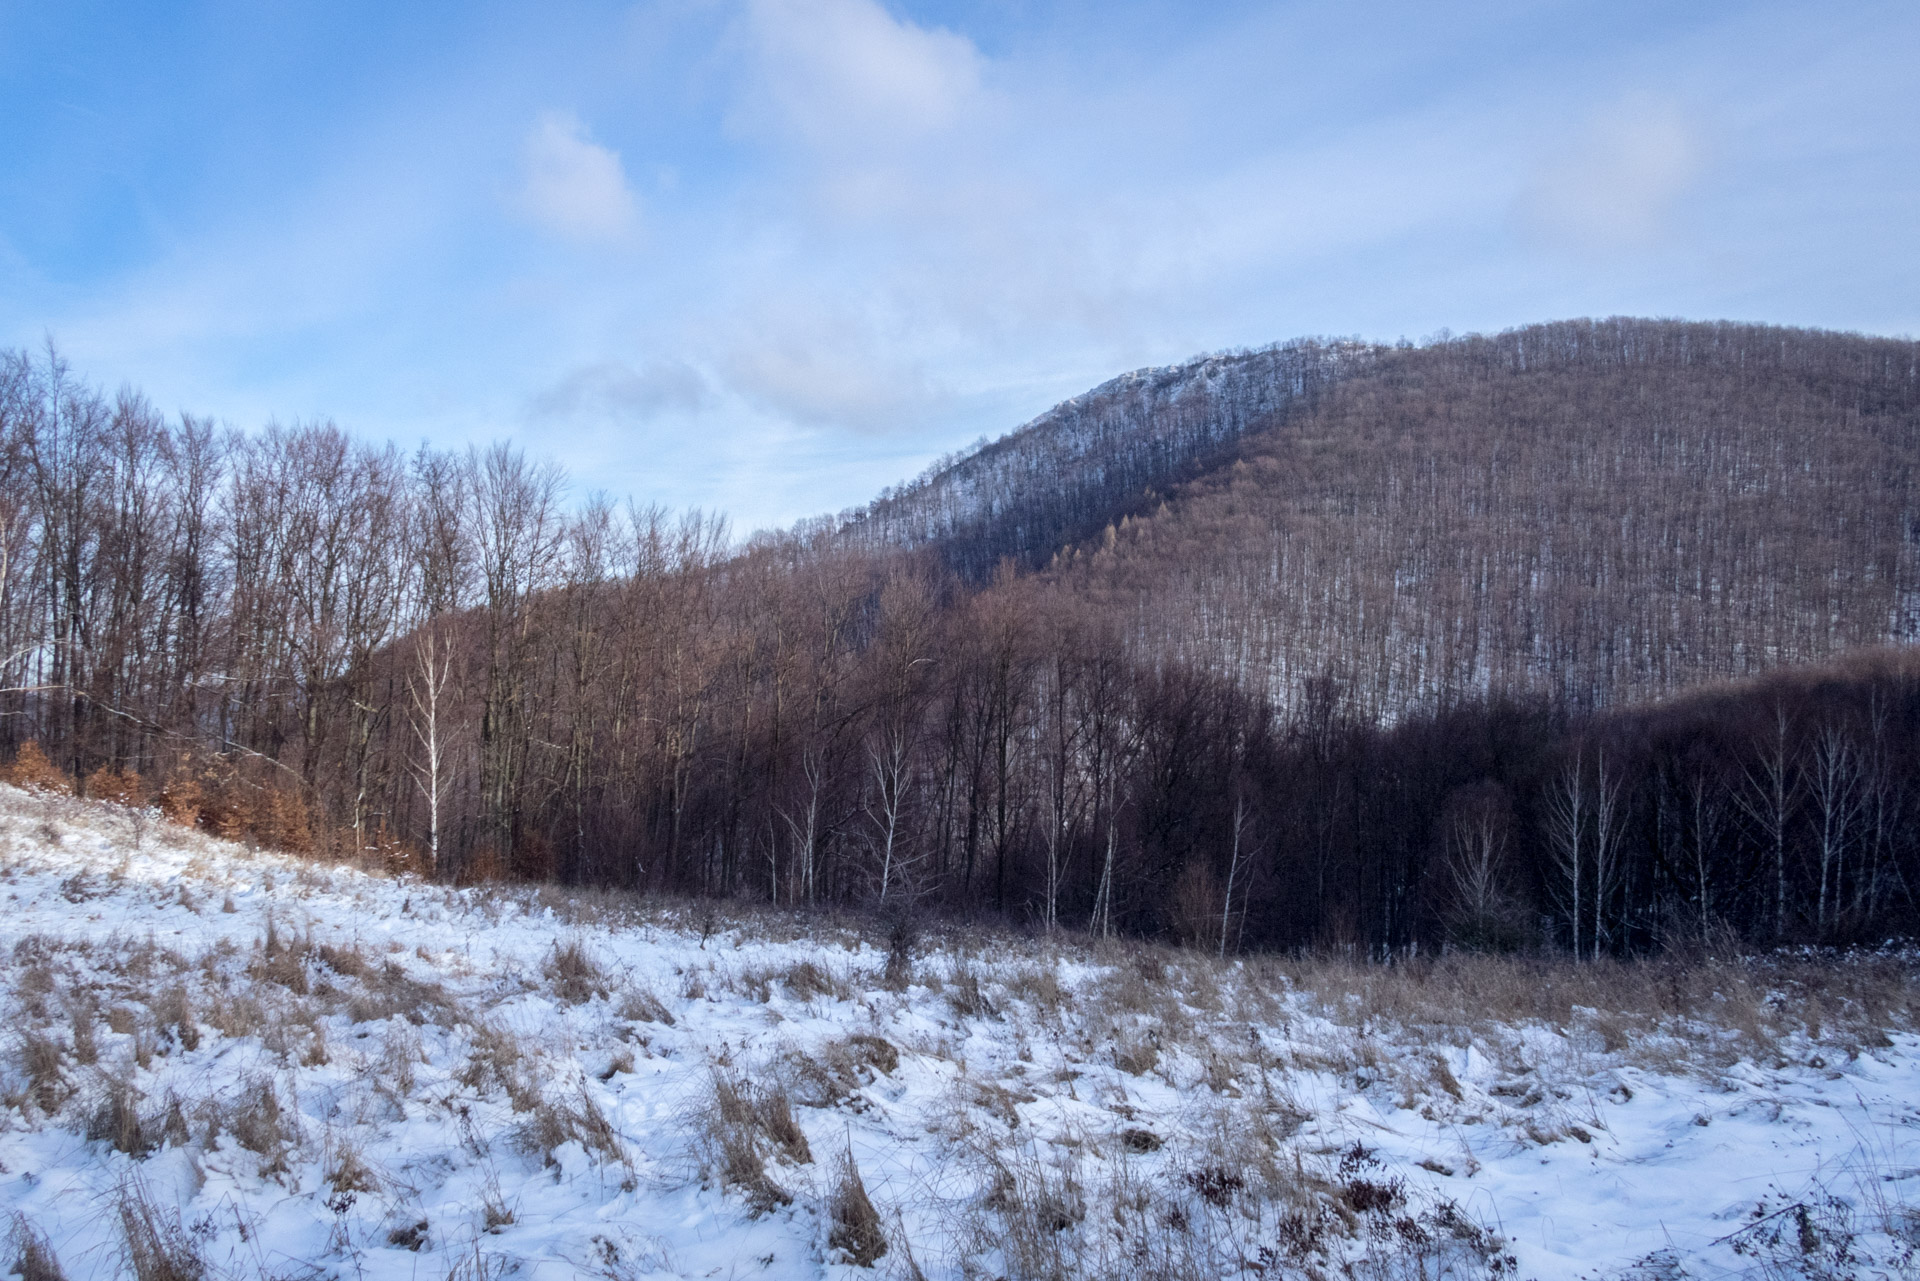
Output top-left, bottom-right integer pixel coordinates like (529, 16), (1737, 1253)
(458, 1020), (543, 1112)
(1002, 961), (1070, 1017)
(64, 990), (97, 1067)
(703, 1074), (810, 1213)
(945, 956), (996, 1020)
(520, 1085), (626, 1170)
(151, 986), (199, 1052)
(325, 1136), (380, 1194)
(956, 1121), (1513, 1281)
(545, 939), (612, 1005)
(615, 982), (674, 1025)
(1267, 949), (1920, 1069)
(714, 1074), (813, 1164)
(827, 1144), (887, 1267)
(116, 1181), (205, 1281)
(782, 1036), (900, 1110)
(206, 1075), (299, 1175)
(345, 958), (460, 1026)
(85, 1075), (168, 1158)
(6, 1216), (65, 1281)
(13, 1028), (69, 1115)
(779, 958), (847, 1002)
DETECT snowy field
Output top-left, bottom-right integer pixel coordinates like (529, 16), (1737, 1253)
(0, 785), (1914, 1281)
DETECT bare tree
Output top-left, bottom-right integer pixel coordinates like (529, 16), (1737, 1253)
(1220, 788), (1255, 959)
(1443, 781), (1512, 945)
(1733, 704), (1799, 940)
(1543, 747), (1590, 960)
(407, 627), (456, 874)
(1806, 721), (1866, 938)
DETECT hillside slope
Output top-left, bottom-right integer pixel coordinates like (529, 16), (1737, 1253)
(840, 339), (1372, 579)
(988, 319), (1920, 717)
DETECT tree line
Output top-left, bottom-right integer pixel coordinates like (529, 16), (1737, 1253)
(2, 323), (1919, 955)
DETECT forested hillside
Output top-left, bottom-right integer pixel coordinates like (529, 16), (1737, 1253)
(2, 320), (1918, 957)
(972, 319), (1920, 718)
(839, 339), (1367, 578)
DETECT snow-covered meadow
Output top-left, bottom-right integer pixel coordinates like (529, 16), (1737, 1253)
(0, 784), (1913, 1281)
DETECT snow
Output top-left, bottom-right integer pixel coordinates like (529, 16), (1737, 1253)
(0, 785), (1913, 1280)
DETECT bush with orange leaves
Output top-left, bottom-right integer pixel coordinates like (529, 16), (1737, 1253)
(155, 755), (313, 854)
(84, 765), (146, 806)
(3, 743), (71, 795)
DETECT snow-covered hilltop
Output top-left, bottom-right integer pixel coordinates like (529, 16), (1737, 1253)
(836, 339), (1371, 576)
(0, 784), (1913, 1280)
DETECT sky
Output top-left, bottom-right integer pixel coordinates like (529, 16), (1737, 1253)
(2, 1), (1917, 534)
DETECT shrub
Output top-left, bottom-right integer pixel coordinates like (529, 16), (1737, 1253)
(83, 766), (145, 807)
(4, 743), (69, 795)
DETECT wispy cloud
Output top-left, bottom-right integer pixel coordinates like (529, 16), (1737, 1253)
(731, 0), (987, 153)
(515, 111), (639, 242)
(1518, 97), (1707, 251)
(529, 357), (709, 421)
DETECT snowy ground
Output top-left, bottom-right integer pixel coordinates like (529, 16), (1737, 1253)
(0, 786), (1914, 1281)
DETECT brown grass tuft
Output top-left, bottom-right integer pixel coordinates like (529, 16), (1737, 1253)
(210, 1075), (298, 1174)
(520, 1086), (625, 1169)
(7, 1215), (66, 1281)
(545, 939), (611, 1005)
(828, 1145), (887, 1267)
(87, 1076), (155, 1158)
(615, 983), (675, 1025)
(945, 957), (996, 1020)
(326, 1137), (379, 1194)
(780, 959), (846, 1003)
(14, 1029), (69, 1115)
(705, 1074), (799, 1213)
(458, 1021), (542, 1111)
(151, 986), (199, 1052)
(116, 1181), (204, 1281)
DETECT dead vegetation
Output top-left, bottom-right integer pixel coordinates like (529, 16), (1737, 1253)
(521, 1085), (626, 1170)
(827, 1145), (887, 1267)
(1266, 948), (1920, 1068)
(116, 1181), (206, 1281)
(544, 939), (611, 1005)
(615, 982), (674, 1025)
(959, 1125), (1516, 1281)
(6, 1216), (65, 1281)
(703, 1073), (815, 1213)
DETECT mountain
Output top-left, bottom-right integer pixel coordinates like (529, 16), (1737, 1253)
(838, 338), (1371, 578)
(950, 318), (1920, 718)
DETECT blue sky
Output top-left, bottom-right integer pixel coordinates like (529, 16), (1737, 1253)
(3, 1), (1916, 532)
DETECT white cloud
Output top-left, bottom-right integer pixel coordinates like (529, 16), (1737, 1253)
(1518, 97), (1705, 251)
(516, 111), (639, 242)
(718, 304), (940, 434)
(529, 357), (710, 422)
(733, 0), (986, 151)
